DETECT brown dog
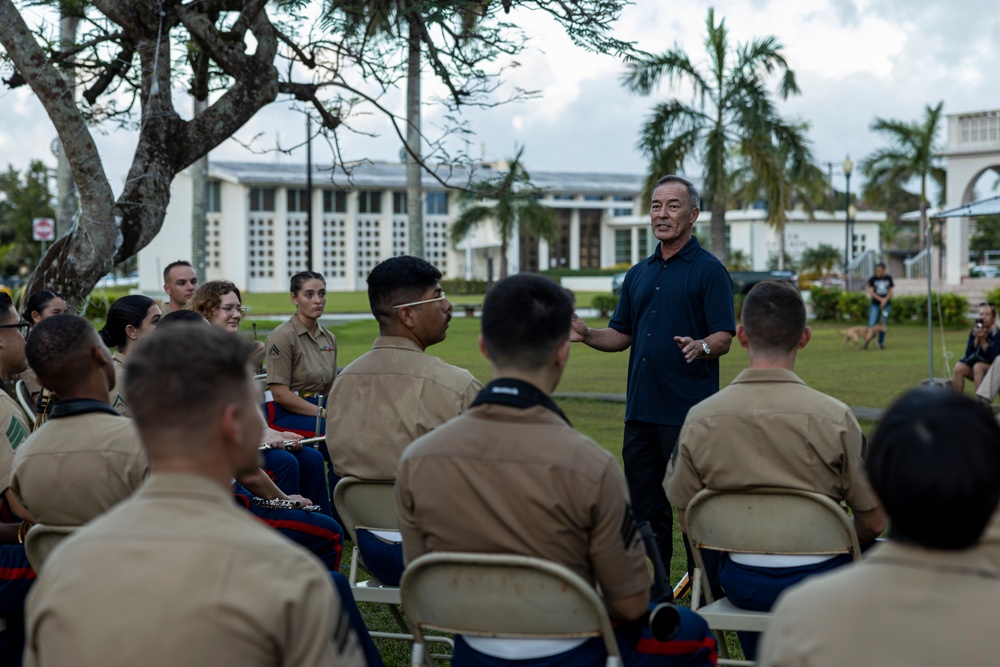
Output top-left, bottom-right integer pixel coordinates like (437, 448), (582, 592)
(840, 323), (885, 350)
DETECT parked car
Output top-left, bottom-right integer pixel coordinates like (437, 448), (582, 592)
(971, 265), (1000, 278)
(612, 269), (797, 296)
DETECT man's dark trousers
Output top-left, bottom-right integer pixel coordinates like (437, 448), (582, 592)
(623, 421), (682, 575)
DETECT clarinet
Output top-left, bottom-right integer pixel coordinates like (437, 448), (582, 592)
(252, 497), (322, 512)
(637, 521), (682, 642)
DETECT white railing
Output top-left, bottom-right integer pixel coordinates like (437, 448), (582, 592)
(905, 248), (930, 279)
(846, 249), (878, 292)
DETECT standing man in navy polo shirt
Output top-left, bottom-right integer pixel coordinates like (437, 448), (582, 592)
(571, 174), (735, 577)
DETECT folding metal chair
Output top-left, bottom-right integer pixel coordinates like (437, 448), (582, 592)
(15, 379), (35, 424)
(685, 487), (862, 667)
(333, 476), (452, 654)
(401, 552), (622, 667)
(23, 523), (77, 573)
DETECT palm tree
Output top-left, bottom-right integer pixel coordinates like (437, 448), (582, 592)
(861, 101), (946, 251)
(799, 244), (842, 276)
(449, 146), (556, 278)
(731, 123), (826, 269)
(622, 8), (807, 262)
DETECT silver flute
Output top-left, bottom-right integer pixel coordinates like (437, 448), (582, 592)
(258, 435), (326, 450)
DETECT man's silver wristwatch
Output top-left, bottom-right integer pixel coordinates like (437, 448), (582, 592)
(700, 340), (711, 357)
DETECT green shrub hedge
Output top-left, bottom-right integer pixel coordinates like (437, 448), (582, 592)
(440, 278), (490, 295)
(591, 295), (619, 318)
(809, 286), (968, 327)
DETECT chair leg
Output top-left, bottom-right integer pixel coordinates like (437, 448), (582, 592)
(389, 604), (409, 634)
(410, 641), (425, 667)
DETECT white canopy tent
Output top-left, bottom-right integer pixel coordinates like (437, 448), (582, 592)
(934, 195), (1000, 219)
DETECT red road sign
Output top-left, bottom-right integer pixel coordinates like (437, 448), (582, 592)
(32, 218), (55, 242)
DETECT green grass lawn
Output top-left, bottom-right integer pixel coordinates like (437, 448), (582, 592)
(238, 290), (606, 316)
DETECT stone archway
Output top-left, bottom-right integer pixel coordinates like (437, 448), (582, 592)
(943, 110), (1000, 284)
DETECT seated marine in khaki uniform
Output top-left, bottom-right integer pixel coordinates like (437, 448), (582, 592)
(665, 281), (885, 659)
(759, 389), (1000, 667)
(23, 324), (365, 667)
(397, 274), (716, 667)
(328, 255), (482, 481)
(10, 315), (149, 528)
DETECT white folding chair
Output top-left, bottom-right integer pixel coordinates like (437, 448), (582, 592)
(23, 523), (77, 573)
(333, 477), (453, 654)
(15, 379), (35, 423)
(685, 487), (862, 666)
(401, 552), (622, 667)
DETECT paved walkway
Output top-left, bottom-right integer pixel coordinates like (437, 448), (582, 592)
(553, 392), (884, 421)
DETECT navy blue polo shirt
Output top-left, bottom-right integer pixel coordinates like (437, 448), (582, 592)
(609, 236), (735, 426)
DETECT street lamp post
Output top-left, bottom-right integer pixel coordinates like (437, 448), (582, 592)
(843, 156), (853, 281)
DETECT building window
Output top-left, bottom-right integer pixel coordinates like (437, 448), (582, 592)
(323, 190), (347, 213)
(287, 189), (310, 213)
(638, 227), (651, 258)
(612, 195), (632, 217)
(426, 191), (448, 215)
(206, 181), (222, 213)
(615, 229), (631, 264)
(583, 195), (604, 202)
(552, 194), (574, 202)
(393, 192), (407, 214)
(249, 187), (275, 212)
(358, 191), (382, 214)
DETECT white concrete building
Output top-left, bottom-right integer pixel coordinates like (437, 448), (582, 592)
(138, 161), (883, 292)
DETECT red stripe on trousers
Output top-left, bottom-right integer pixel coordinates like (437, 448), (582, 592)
(636, 636), (717, 659)
(0, 567), (36, 580)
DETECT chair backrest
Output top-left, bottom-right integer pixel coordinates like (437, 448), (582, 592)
(333, 476), (398, 544)
(685, 487), (862, 560)
(24, 523), (77, 572)
(14, 379), (36, 424)
(401, 552), (621, 658)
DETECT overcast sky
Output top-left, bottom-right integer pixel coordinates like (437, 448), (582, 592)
(2, 0), (999, 201)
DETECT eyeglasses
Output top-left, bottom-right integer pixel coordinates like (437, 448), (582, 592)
(221, 305), (249, 316)
(392, 292), (448, 309)
(0, 322), (30, 337)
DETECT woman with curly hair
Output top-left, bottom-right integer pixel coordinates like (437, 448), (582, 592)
(187, 280), (265, 368)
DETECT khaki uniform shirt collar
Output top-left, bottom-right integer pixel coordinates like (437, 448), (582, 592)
(370, 336), (423, 353)
(289, 314), (331, 344)
(730, 367), (806, 386)
(139, 472), (235, 506)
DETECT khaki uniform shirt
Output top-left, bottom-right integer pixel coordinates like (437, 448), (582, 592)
(758, 541), (1000, 666)
(265, 317), (338, 394)
(110, 351), (129, 416)
(10, 368), (41, 398)
(0, 389), (30, 493)
(24, 472), (364, 667)
(11, 403), (149, 525)
(666, 368), (879, 514)
(397, 402), (650, 600)
(328, 336), (482, 480)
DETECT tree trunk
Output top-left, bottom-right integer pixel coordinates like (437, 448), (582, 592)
(500, 240), (508, 278)
(56, 14), (79, 240)
(190, 97), (208, 284)
(919, 177), (928, 252)
(778, 221), (785, 270)
(710, 204), (727, 261)
(405, 16), (423, 258)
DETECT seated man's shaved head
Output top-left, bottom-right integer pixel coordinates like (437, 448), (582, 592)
(126, 323), (258, 464)
(27, 314), (111, 397)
